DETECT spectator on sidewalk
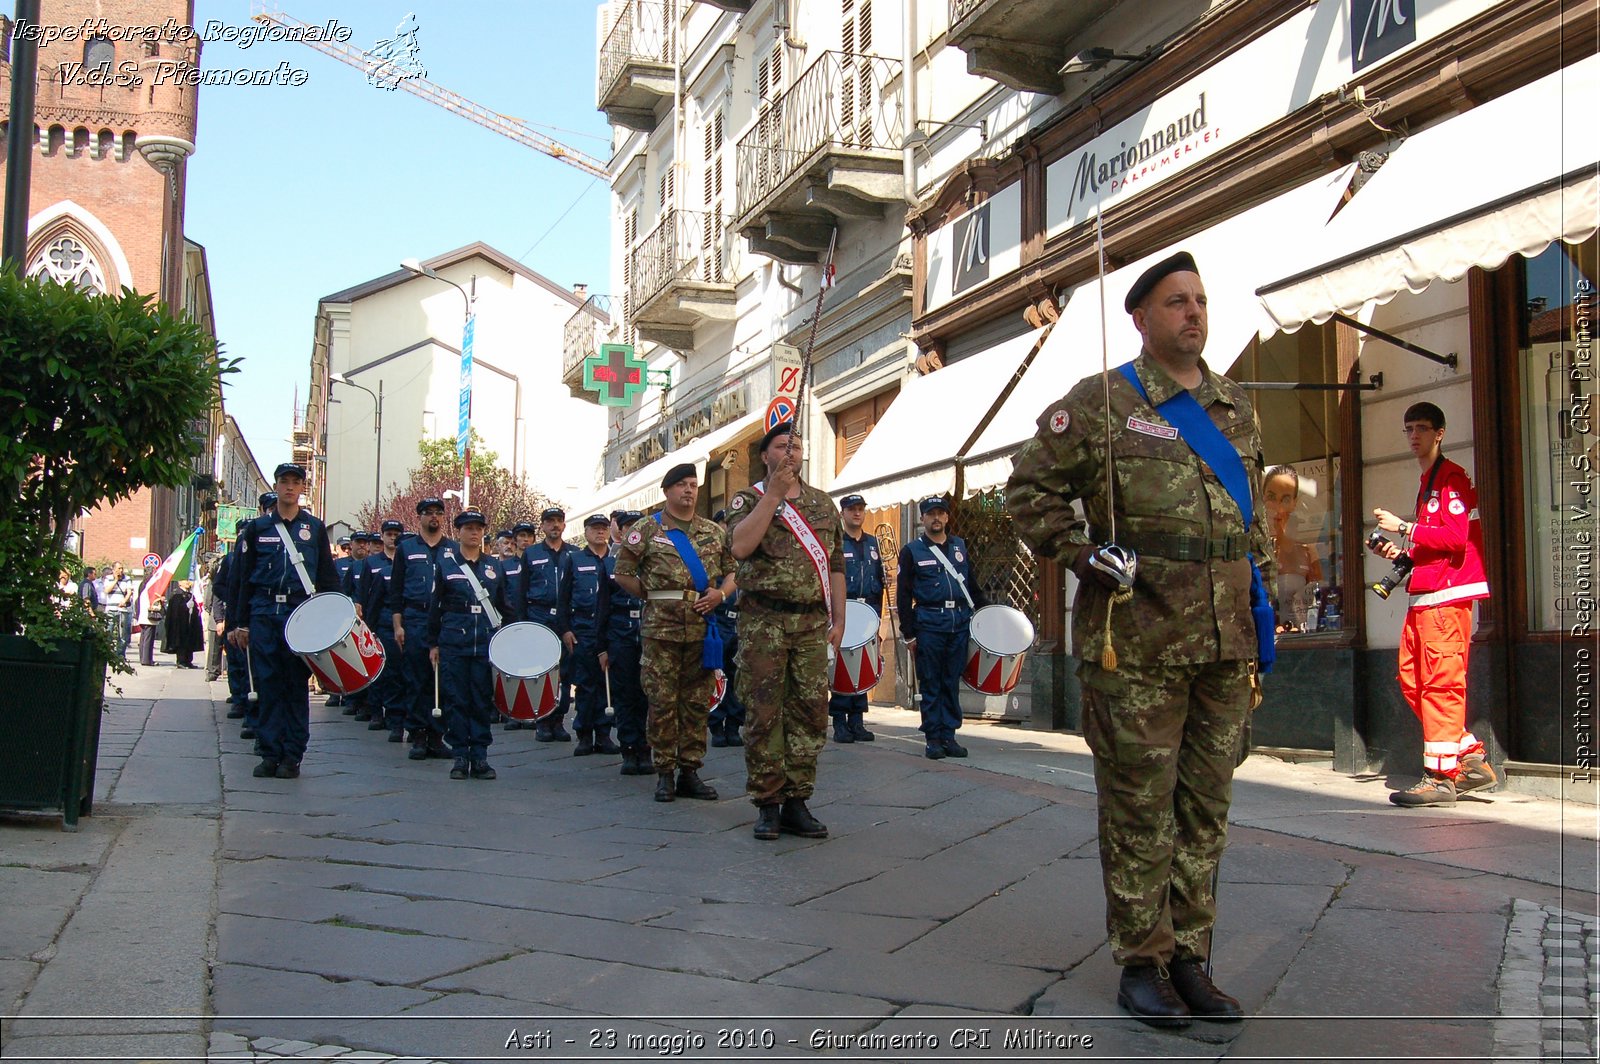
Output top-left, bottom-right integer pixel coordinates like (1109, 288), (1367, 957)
(79, 566), (103, 614)
(162, 580), (204, 669)
(102, 562), (135, 658)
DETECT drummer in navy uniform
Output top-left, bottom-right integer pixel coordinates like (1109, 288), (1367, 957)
(226, 463), (340, 779)
(496, 526), (529, 729)
(513, 520), (538, 555)
(387, 498), (457, 762)
(341, 533), (377, 720)
(598, 511), (651, 775)
(522, 507), (575, 742)
(896, 496), (988, 760)
(829, 494), (886, 743)
(327, 536), (356, 707)
(707, 509), (745, 749)
(358, 521), (407, 740)
(213, 518), (251, 729)
(429, 511), (510, 780)
(557, 515), (624, 757)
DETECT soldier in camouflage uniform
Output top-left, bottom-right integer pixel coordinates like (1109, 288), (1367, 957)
(612, 463), (736, 803)
(1007, 251), (1274, 1029)
(727, 423), (846, 841)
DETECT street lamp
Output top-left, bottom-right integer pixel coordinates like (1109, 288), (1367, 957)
(401, 257), (476, 507)
(330, 372), (383, 515)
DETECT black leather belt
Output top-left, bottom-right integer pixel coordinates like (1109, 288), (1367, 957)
(746, 592), (826, 615)
(1119, 531), (1248, 562)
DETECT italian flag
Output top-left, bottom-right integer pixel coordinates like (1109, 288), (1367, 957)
(135, 528), (200, 629)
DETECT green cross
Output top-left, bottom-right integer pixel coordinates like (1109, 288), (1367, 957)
(583, 344), (648, 407)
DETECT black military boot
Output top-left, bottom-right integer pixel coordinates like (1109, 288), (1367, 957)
(533, 720), (555, 741)
(573, 730), (595, 756)
(654, 771), (676, 802)
(449, 757), (469, 780)
(724, 721), (743, 747)
(832, 716), (855, 743)
(848, 712), (875, 742)
(251, 758), (279, 778)
(709, 720), (728, 748)
(779, 796), (828, 838)
(675, 768), (718, 800)
(1168, 960), (1243, 1021)
(470, 760), (497, 781)
(593, 729), (621, 755)
(753, 804), (782, 840)
(1117, 965), (1192, 1028)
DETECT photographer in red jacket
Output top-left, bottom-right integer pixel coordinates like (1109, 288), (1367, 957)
(1370, 402), (1496, 806)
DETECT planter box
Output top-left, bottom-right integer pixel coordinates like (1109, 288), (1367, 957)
(0, 635), (106, 830)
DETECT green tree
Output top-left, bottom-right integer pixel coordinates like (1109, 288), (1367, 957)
(355, 430), (559, 534)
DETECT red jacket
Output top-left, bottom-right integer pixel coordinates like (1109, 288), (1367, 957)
(1405, 456), (1489, 608)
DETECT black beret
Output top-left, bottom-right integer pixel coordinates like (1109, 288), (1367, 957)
(274, 462), (307, 481)
(919, 496), (950, 515)
(839, 494), (866, 509)
(583, 514), (609, 528)
(661, 463), (697, 490)
(453, 510), (487, 528)
(416, 497), (445, 514)
(512, 521), (536, 535)
(541, 507), (565, 522)
(380, 519), (404, 533)
(258, 492), (278, 510)
(759, 421), (795, 453)
(1124, 250), (1200, 313)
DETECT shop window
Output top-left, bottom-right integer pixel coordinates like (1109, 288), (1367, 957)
(1229, 323), (1345, 635)
(1520, 235), (1600, 631)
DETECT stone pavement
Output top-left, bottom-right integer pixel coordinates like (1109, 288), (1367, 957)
(0, 661), (1595, 1062)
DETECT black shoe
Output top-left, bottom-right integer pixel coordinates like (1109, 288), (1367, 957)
(710, 724), (729, 748)
(450, 758), (469, 780)
(753, 804), (782, 840)
(534, 722), (556, 742)
(504, 718), (525, 730)
(573, 731), (595, 756)
(924, 742), (946, 760)
(327, 694), (344, 708)
(593, 732), (621, 755)
(550, 724), (572, 742)
(1117, 965), (1192, 1028)
(426, 738), (452, 759)
(341, 704), (358, 716)
(654, 772), (676, 802)
(275, 761), (300, 779)
(676, 769), (718, 801)
(832, 718), (855, 744)
(408, 742), (429, 761)
(367, 718), (388, 731)
(240, 727), (256, 740)
(779, 797), (828, 838)
(942, 737), (969, 758)
(1168, 960), (1243, 1022)
(251, 758), (279, 778)
(251, 740), (265, 757)
(725, 725), (743, 747)
(849, 714), (875, 741)
(387, 727), (404, 743)
(226, 707), (245, 720)
(353, 709), (372, 722)
(471, 760), (497, 780)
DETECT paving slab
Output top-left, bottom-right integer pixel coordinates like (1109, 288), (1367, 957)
(645, 900), (938, 952)
(215, 913), (518, 986)
(762, 944), (1060, 1013)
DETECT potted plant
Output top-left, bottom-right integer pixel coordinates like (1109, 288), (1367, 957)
(0, 270), (234, 828)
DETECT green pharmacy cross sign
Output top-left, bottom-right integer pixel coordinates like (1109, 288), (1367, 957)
(583, 343), (650, 407)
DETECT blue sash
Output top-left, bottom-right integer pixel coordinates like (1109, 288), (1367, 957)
(1117, 362), (1275, 673)
(654, 514), (724, 669)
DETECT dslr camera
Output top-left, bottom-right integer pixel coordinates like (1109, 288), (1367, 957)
(1365, 529), (1414, 599)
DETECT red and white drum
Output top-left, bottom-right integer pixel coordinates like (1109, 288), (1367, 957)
(962, 605), (1034, 695)
(489, 622), (562, 722)
(831, 599), (882, 695)
(285, 592), (385, 695)
(707, 669), (728, 711)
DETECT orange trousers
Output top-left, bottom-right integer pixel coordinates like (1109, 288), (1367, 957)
(1397, 602), (1483, 777)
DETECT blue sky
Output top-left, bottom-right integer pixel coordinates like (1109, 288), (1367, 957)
(186, 1), (612, 470)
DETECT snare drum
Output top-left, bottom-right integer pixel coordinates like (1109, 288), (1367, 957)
(831, 600), (882, 695)
(707, 669), (728, 711)
(961, 605), (1034, 695)
(489, 622), (562, 722)
(284, 592), (385, 695)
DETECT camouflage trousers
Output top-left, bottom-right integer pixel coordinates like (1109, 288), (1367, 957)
(641, 636), (715, 773)
(736, 605), (829, 806)
(1079, 658), (1251, 967)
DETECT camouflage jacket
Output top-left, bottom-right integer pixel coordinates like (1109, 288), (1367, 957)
(1007, 352), (1275, 667)
(614, 512), (734, 642)
(725, 482), (844, 605)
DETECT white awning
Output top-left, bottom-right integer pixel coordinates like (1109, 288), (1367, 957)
(1259, 54), (1600, 335)
(829, 326), (1050, 506)
(566, 411), (763, 518)
(962, 164), (1358, 495)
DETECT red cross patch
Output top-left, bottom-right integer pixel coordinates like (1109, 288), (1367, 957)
(1049, 409), (1070, 434)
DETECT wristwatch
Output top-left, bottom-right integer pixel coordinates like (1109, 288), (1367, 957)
(1399, 520), (1412, 537)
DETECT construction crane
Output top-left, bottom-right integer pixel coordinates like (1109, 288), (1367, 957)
(249, 2), (610, 181)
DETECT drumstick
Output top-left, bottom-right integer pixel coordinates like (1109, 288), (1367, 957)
(604, 661), (613, 715)
(431, 655), (443, 719)
(245, 646), (258, 704)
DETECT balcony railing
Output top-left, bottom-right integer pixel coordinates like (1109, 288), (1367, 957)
(629, 208), (730, 318)
(949, 0), (984, 29)
(597, 0), (674, 109)
(563, 294), (614, 382)
(735, 51), (904, 220)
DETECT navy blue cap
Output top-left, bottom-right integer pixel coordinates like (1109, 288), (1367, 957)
(495, 529), (513, 540)
(840, 494), (866, 509)
(358, 531), (381, 544)
(919, 496), (950, 515)
(513, 521), (537, 535)
(338, 536), (352, 547)
(1124, 250), (1200, 313)
(454, 510), (487, 529)
(541, 507), (565, 522)
(583, 514), (609, 528)
(619, 510), (643, 527)
(416, 497), (445, 514)
(273, 462), (307, 481)
(608, 509), (630, 525)
(380, 519), (404, 533)
(258, 491), (278, 510)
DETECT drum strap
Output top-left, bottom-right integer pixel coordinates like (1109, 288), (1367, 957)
(274, 520), (316, 597)
(753, 481), (833, 623)
(925, 543), (975, 610)
(457, 560), (504, 628)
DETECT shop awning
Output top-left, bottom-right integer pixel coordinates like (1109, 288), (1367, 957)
(830, 326), (1050, 505)
(1258, 54), (1600, 335)
(565, 411), (763, 518)
(962, 164), (1358, 495)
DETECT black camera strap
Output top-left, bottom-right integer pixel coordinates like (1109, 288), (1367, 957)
(1413, 455), (1446, 523)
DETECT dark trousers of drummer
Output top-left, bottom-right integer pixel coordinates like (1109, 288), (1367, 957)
(570, 628), (612, 741)
(440, 649), (494, 766)
(914, 627), (968, 743)
(401, 610), (447, 751)
(607, 634), (647, 753)
(708, 631), (745, 740)
(370, 630), (405, 734)
(251, 616), (313, 768)
(225, 641), (250, 716)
